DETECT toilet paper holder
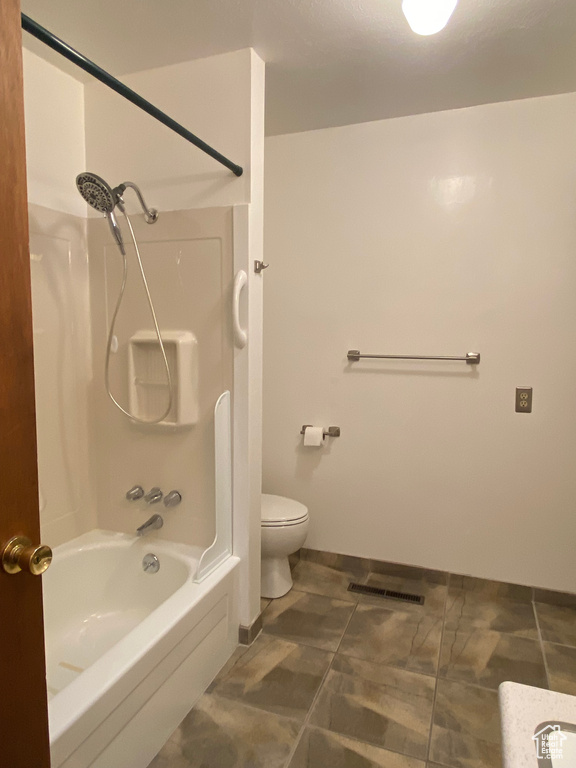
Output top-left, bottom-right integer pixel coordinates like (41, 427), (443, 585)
(300, 425), (341, 438)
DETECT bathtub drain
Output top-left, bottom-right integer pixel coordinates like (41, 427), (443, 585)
(142, 553), (160, 574)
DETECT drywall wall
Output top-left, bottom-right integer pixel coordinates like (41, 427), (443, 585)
(234, 51), (265, 628)
(22, 48), (86, 217)
(22, 50), (94, 545)
(264, 92), (576, 592)
(85, 49), (254, 212)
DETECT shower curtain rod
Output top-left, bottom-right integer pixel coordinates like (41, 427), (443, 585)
(21, 13), (244, 177)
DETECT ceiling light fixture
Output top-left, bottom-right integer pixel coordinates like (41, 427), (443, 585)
(402, 0), (459, 35)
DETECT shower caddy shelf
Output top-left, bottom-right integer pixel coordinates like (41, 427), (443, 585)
(21, 14), (243, 177)
(128, 331), (198, 427)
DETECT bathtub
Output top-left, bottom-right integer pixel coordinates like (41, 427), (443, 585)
(42, 529), (239, 768)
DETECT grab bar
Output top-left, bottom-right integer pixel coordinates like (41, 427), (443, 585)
(347, 350), (480, 365)
(233, 270), (248, 349)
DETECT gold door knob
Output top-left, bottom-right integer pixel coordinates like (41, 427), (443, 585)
(1, 536), (52, 576)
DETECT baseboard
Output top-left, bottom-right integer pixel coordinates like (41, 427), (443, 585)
(238, 613), (263, 646)
(299, 546), (576, 606)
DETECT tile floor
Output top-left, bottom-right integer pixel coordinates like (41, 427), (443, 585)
(148, 553), (576, 768)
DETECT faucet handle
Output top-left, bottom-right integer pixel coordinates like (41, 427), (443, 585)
(144, 487), (163, 504)
(126, 485), (145, 501)
(163, 490), (182, 508)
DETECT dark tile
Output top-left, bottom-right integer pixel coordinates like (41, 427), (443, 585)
(360, 572), (447, 617)
(439, 627), (547, 690)
(207, 644), (250, 689)
(536, 603), (576, 647)
(339, 604), (443, 675)
(534, 588), (576, 609)
(301, 548), (371, 577)
(151, 693), (300, 768)
(262, 589), (356, 652)
(292, 559), (363, 603)
(209, 634), (332, 721)
(288, 727), (425, 768)
(445, 589), (538, 639)
(545, 643), (576, 695)
(289, 550), (301, 570)
(309, 655), (435, 759)
(448, 575), (532, 604)
(369, 560), (447, 586)
(429, 679), (502, 768)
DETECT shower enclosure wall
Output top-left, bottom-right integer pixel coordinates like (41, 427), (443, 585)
(30, 203), (239, 767)
(23, 42), (265, 767)
(88, 206), (234, 557)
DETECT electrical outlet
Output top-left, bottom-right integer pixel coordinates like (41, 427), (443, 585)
(515, 387), (532, 413)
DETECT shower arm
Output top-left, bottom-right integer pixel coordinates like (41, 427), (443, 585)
(116, 182), (158, 224)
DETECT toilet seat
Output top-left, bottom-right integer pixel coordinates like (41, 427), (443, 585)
(261, 494), (308, 526)
(262, 516), (308, 528)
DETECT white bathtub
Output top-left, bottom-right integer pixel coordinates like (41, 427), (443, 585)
(42, 529), (239, 768)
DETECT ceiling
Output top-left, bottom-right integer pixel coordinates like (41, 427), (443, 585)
(21, 0), (576, 136)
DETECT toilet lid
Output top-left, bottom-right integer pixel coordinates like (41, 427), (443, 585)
(261, 494), (308, 524)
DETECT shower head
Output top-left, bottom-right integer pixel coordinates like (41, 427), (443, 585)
(76, 172), (126, 255)
(76, 172), (158, 225)
(76, 172), (118, 214)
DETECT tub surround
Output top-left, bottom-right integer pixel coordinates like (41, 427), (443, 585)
(29, 203), (95, 547)
(24, 42), (265, 632)
(21, 32), (265, 768)
(85, 50), (266, 630)
(88, 206), (234, 552)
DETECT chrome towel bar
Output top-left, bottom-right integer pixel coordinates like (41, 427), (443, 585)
(347, 350), (480, 365)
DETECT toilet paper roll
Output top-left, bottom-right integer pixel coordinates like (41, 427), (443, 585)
(303, 426), (324, 447)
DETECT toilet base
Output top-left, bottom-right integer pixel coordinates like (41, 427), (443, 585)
(261, 555), (293, 599)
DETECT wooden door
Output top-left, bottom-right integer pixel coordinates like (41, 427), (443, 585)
(0, 0), (51, 765)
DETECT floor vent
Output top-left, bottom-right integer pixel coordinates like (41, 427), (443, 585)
(347, 582), (425, 605)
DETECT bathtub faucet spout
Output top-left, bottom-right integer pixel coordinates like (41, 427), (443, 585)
(137, 514), (164, 537)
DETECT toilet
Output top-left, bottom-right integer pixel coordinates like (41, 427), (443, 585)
(261, 494), (309, 599)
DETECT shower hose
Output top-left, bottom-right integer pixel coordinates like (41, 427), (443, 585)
(105, 200), (173, 424)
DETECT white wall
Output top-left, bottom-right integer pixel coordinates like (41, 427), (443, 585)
(22, 49), (95, 546)
(234, 52), (265, 627)
(85, 50), (254, 212)
(264, 92), (576, 593)
(23, 49), (86, 217)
